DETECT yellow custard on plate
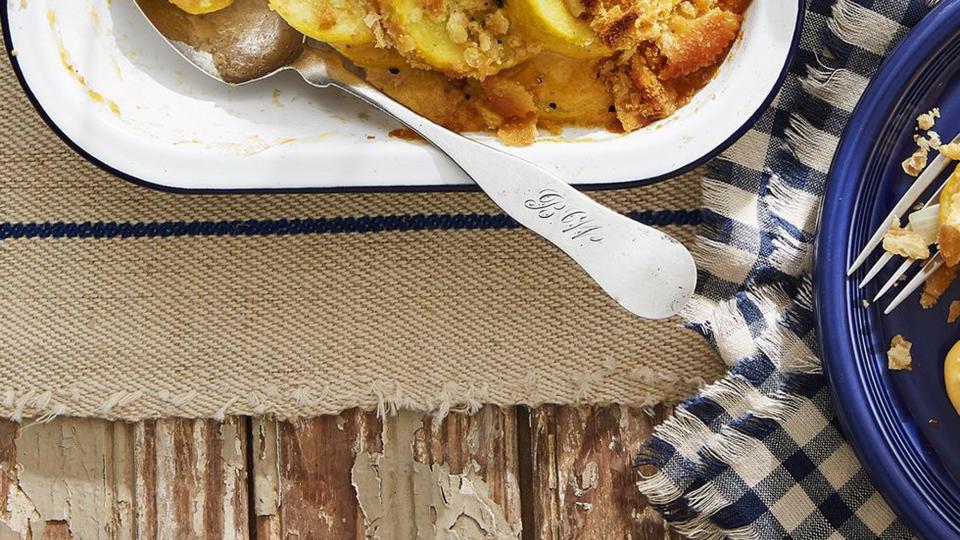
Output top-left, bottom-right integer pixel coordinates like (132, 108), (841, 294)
(946, 341), (960, 415)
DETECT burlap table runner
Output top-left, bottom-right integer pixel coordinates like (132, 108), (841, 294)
(0, 34), (723, 421)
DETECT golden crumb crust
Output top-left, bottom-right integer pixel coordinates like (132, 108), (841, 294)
(921, 264), (958, 309)
(658, 9), (741, 80)
(949, 301), (960, 323)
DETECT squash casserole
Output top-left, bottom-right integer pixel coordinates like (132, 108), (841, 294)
(170, 0), (749, 144)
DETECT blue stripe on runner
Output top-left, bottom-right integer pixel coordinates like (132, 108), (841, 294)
(0, 209), (701, 240)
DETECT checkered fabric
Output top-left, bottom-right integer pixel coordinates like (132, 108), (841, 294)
(636, 0), (942, 538)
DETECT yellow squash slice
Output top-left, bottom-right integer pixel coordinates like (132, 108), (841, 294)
(505, 53), (613, 125)
(333, 44), (408, 69)
(374, 0), (538, 79)
(168, 0), (234, 15)
(269, 0), (374, 45)
(505, 0), (608, 58)
(938, 164), (960, 266)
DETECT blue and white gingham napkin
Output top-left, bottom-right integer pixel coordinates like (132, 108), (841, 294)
(636, 1), (941, 538)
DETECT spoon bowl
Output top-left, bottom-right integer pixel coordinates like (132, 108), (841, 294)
(136, 0), (304, 83)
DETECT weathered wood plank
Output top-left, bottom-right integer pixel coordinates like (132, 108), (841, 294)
(133, 421), (158, 540)
(355, 407), (522, 538)
(0, 418), (137, 540)
(0, 404), (682, 540)
(524, 405), (682, 540)
(134, 418), (249, 540)
(270, 409), (381, 540)
(411, 406), (522, 532)
(252, 417), (281, 540)
(36, 521), (70, 540)
(0, 421), (17, 510)
(0, 420), (22, 540)
(270, 406), (523, 539)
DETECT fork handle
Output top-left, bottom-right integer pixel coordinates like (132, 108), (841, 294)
(300, 67), (697, 319)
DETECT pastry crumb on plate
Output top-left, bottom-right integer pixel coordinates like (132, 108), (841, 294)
(888, 334), (913, 371)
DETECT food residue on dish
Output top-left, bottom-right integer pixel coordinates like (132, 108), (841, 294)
(388, 127), (421, 141)
(48, 9), (121, 116)
(877, 105), (960, 415)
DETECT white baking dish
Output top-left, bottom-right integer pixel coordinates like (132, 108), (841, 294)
(2, 0), (803, 192)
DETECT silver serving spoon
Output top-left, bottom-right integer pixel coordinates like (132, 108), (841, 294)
(135, 0), (697, 319)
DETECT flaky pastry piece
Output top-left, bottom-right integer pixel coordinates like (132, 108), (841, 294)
(882, 219), (930, 260)
(887, 335), (913, 371)
(902, 146), (928, 177)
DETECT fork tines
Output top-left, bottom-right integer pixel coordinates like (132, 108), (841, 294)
(848, 136), (959, 314)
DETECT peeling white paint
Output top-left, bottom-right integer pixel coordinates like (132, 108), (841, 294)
(252, 418), (280, 518)
(192, 422), (208, 538)
(220, 420), (245, 540)
(14, 419), (134, 540)
(351, 411), (521, 540)
(155, 421), (178, 540)
(576, 462), (599, 496)
(2, 480), (38, 538)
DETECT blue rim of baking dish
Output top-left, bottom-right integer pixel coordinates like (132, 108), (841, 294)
(815, 1), (960, 537)
(1, 3), (804, 194)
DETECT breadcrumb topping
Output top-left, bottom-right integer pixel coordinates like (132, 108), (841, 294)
(586, 0), (679, 49)
(658, 8), (741, 80)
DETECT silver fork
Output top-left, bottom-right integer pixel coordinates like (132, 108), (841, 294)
(847, 138), (958, 314)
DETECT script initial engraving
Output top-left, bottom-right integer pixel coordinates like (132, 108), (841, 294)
(524, 190), (603, 242)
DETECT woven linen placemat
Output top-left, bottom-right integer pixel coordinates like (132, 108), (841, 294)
(0, 33), (723, 421)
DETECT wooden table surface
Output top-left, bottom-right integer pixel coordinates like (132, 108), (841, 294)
(0, 406), (682, 539)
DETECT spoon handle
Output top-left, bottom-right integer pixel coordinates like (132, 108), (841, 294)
(300, 70), (697, 319)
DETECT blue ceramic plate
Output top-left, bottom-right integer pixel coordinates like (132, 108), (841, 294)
(816, 2), (960, 537)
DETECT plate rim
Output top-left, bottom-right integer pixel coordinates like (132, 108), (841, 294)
(815, 1), (960, 537)
(1, 2), (804, 194)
